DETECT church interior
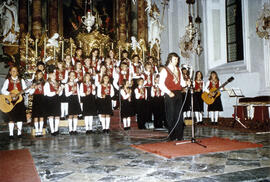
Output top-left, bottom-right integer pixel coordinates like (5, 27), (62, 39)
(0, 0), (269, 181)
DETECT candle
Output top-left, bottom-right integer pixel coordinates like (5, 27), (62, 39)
(35, 39), (38, 58)
(150, 48), (152, 56)
(44, 37), (46, 60)
(111, 42), (114, 50)
(53, 46), (56, 60)
(79, 41), (82, 48)
(143, 48), (145, 62)
(119, 46), (121, 60)
(62, 41), (64, 61)
(26, 35), (28, 61)
(70, 39), (73, 58)
(157, 46), (160, 61)
(99, 45), (102, 56)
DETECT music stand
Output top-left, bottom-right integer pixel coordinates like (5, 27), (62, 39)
(228, 88), (247, 128)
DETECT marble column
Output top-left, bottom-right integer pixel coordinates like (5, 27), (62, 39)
(49, 0), (58, 37)
(32, 0), (42, 39)
(19, 0), (28, 34)
(119, 0), (127, 42)
(137, 0), (147, 42)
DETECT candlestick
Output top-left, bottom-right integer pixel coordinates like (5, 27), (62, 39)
(99, 44), (102, 57)
(62, 41), (64, 61)
(44, 37), (46, 60)
(143, 48), (145, 62)
(26, 35), (28, 61)
(53, 46), (56, 60)
(157, 45), (160, 61)
(119, 46), (121, 60)
(35, 39), (38, 58)
(70, 39), (73, 58)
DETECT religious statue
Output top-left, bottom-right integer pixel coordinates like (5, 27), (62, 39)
(47, 33), (59, 48)
(145, 0), (152, 14)
(0, 0), (20, 44)
(148, 3), (163, 49)
(131, 36), (141, 54)
(45, 33), (60, 63)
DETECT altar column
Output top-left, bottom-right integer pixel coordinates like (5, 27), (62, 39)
(19, 0), (28, 34)
(32, 0), (42, 39)
(49, 0), (58, 37)
(137, 0), (147, 42)
(119, 0), (127, 42)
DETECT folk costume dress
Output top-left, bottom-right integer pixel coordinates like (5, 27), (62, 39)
(1, 77), (27, 123)
(134, 85), (148, 129)
(151, 83), (165, 128)
(65, 82), (82, 115)
(80, 82), (97, 116)
(97, 83), (115, 115)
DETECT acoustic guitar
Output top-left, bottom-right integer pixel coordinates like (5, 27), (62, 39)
(201, 77), (234, 105)
(0, 84), (35, 113)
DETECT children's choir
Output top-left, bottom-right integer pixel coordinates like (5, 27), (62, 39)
(1, 49), (223, 139)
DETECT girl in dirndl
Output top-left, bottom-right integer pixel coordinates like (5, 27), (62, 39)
(65, 71), (82, 135)
(29, 70), (45, 137)
(56, 61), (69, 120)
(134, 78), (148, 129)
(205, 71), (223, 125)
(151, 74), (165, 128)
(181, 67), (191, 119)
(80, 73), (97, 134)
(193, 71), (204, 124)
(44, 71), (63, 136)
(1, 66), (27, 139)
(97, 75), (115, 133)
(120, 79), (134, 130)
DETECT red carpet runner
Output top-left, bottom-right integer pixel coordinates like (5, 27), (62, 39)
(131, 137), (263, 159)
(0, 149), (41, 182)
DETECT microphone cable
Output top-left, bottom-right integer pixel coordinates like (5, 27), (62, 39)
(117, 86), (189, 142)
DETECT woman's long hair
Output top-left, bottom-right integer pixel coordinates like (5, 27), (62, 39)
(195, 71), (203, 80)
(90, 48), (100, 59)
(6, 66), (21, 79)
(208, 71), (219, 81)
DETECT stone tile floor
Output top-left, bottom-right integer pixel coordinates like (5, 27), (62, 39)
(0, 126), (269, 182)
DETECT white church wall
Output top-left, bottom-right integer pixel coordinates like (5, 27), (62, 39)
(201, 0), (270, 117)
(157, 0), (269, 118)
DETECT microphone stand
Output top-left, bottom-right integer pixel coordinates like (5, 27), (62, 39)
(175, 76), (207, 148)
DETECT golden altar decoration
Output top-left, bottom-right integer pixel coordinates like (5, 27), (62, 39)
(76, 30), (111, 57)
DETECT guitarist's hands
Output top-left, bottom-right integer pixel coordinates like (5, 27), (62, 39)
(209, 92), (215, 97)
(10, 93), (16, 99)
(169, 92), (175, 98)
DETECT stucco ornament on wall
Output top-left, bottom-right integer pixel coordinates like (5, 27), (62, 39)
(256, 3), (270, 39)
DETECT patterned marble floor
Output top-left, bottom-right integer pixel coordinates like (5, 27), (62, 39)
(0, 126), (269, 182)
